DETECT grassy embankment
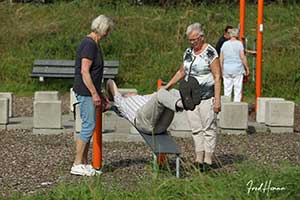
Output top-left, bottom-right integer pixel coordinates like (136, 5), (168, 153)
(0, 1), (299, 102)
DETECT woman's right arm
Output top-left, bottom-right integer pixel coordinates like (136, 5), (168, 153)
(164, 64), (185, 90)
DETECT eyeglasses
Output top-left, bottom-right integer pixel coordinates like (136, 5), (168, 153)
(188, 35), (203, 43)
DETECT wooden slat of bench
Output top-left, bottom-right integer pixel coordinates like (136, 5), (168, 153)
(31, 67), (118, 76)
(34, 60), (75, 67)
(32, 67), (74, 74)
(139, 131), (181, 154)
(34, 60), (119, 68)
(31, 73), (116, 79)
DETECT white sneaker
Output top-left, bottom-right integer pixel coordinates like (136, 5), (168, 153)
(85, 164), (103, 175)
(70, 164), (95, 176)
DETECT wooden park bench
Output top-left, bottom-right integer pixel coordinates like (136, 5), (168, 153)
(30, 59), (119, 82)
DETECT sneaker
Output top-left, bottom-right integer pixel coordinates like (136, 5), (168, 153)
(70, 164), (95, 176)
(85, 164), (103, 175)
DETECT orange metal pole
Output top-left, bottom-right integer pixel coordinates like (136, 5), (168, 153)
(157, 79), (167, 166)
(157, 79), (163, 89)
(240, 0), (246, 101)
(92, 105), (102, 170)
(239, 0), (246, 43)
(255, 0), (264, 111)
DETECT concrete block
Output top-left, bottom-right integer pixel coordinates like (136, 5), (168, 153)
(34, 91), (59, 101)
(268, 126), (294, 134)
(70, 88), (77, 112)
(103, 111), (117, 132)
(33, 101), (62, 129)
(0, 98), (9, 125)
(0, 92), (13, 117)
(219, 102), (248, 129)
(170, 130), (192, 138)
(256, 97), (284, 123)
(217, 95), (232, 120)
(118, 88), (138, 96)
(221, 95), (232, 103)
(265, 101), (295, 127)
(169, 111), (191, 131)
(219, 129), (247, 135)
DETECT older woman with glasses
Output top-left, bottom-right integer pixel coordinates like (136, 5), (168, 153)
(164, 23), (221, 169)
(71, 15), (114, 176)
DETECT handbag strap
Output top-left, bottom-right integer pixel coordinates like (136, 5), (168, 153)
(187, 54), (196, 77)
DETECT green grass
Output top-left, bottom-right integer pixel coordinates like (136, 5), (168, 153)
(0, 1), (299, 101)
(5, 161), (300, 200)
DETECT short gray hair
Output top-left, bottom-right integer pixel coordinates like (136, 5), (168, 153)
(229, 28), (239, 38)
(186, 23), (204, 36)
(91, 15), (114, 36)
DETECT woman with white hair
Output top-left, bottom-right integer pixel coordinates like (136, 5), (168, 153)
(71, 15), (114, 176)
(219, 28), (249, 102)
(164, 23), (221, 169)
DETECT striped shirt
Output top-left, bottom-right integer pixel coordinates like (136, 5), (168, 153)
(114, 94), (154, 124)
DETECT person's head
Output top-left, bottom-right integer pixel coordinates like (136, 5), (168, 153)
(186, 23), (205, 50)
(91, 15), (114, 39)
(224, 25), (233, 39)
(228, 28), (239, 39)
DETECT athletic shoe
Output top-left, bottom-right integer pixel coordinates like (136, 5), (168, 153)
(70, 164), (95, 176)
(85, 164), (103, 175)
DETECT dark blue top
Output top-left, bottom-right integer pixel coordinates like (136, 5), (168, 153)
(215, 35), (227, 56)
(73, 36), (104, 96)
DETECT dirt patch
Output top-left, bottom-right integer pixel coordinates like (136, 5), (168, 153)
(1, 95), (299, 198)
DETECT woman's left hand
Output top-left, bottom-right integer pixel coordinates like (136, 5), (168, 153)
(214, 100), (221, 113)
(245, 67), (250, 76)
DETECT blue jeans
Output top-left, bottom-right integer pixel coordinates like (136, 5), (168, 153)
(76, 95), (97, 143)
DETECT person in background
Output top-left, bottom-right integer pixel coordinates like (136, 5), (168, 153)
(215, 25), (233, 56)
(71, 15), (114, 176)
(219, 28), (250, 102)
(163, 23), (221, 168)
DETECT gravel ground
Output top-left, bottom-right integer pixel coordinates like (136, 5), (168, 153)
(0, 95), (299, 198)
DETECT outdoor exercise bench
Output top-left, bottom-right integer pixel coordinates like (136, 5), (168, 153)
(30, 59), (119, 82)
(139, 131), (181, 178)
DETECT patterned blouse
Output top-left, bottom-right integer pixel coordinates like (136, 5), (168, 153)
(182, 44), (218, 99)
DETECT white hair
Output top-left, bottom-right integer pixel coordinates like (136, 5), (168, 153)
(91, 15), (114, 36)
(229, 28), (239, 38)
(186, 23), (204, 36)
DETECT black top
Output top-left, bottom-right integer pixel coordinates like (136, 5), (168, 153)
(215, 35), (227, 56)
(73, 36), (104, 96)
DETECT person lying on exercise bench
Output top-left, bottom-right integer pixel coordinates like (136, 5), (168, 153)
(105, 79), (183, 134)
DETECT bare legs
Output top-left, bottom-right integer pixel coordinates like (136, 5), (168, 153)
(106, 79), (120, 99)
(74, 139), (89, 165)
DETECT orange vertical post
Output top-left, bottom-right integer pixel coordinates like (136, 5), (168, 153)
(255, 0), (264, 111)
(92, 104), (102, 170)
(157, 79), (163, 89)
(239, 0), (246, 43)
(157, 79), (167, 166)
(240, 0), (246, 102)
